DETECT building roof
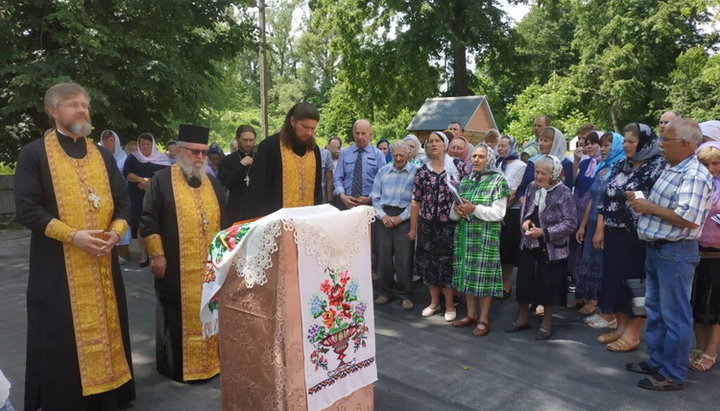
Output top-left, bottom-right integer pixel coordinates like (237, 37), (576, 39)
(406, 96), (491, 131)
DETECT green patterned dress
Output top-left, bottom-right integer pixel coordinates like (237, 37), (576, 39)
(452, 173), (510, 297)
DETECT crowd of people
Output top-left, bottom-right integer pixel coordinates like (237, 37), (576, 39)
(11, 81), (720, 409)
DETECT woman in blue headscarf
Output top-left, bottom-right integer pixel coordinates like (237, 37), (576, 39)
(496, 135), (527, 298)
(574, 132), (625, 315)
(591, 123), (665, 351)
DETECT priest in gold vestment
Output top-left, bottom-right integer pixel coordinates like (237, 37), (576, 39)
(139, 124), (229, 382)
(15, 82), (135, 410)
(247, 102), (323, 218)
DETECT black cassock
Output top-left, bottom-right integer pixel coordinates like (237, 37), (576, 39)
(139, 167), (228, 382)
(14, 132), (135, 411)
(218, 149), (254, 223)
(246, 133), (323, 218)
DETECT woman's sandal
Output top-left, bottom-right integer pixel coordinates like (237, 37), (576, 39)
(473, 321), (490, 337)
(596, 331), (621, 345)
(451, 316), (478, 328)
(689, 349), (703, 362)
(606, 338), (639, 352)
(578, 304), (597, 315)
(689, 353), (716, 372)
(584, 314), (617, 329)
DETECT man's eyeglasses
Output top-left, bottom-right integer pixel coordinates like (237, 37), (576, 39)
(182, 146), (208, 157)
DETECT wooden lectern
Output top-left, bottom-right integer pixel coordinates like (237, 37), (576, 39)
(217, 229), (374, 410)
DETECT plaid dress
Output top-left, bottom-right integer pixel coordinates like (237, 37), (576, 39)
(452, 173), (510, 297)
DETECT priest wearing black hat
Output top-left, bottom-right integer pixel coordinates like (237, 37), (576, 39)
(139, 124), (229, 382)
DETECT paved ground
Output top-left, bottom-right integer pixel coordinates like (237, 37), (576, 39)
(2, 228), (719, 410)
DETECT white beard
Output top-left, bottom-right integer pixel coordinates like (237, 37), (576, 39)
(180, 158), (207, 181)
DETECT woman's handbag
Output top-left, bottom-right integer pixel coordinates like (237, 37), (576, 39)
(624, 277), (647, 317)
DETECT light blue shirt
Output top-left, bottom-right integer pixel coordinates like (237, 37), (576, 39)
(320, 148), (334, 202)
(371, 161), (417, 221)
(333, 144), (386, 197)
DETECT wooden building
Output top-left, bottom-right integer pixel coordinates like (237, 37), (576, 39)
(406, 96), (498, 145)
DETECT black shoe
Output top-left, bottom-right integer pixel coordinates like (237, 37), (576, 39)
(535, 327), (553, 340)
(637, 373), (684, 391)
(625, 361), (659, 375)
(504, 322), (531, 333)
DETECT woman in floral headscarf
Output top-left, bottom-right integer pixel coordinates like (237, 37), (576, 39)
(590, 123), (666, 352)
(447, 135), (473, 174)
(123, 132), (171, 266)
(450, 144), (509, 336)
(506, 155), (577, 340)
(409, 131), (468, 322)
(574, 132), (625, 316)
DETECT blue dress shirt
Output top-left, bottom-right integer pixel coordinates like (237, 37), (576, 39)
(333, 144), (386, 197)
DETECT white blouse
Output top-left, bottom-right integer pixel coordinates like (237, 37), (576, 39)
(501, 160), (527, 191)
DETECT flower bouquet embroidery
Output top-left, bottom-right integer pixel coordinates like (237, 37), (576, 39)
(307, 268), (369, 373)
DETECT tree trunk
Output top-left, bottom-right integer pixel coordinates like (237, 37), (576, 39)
(610, 104), (620, 133)
(450, 0), (469, 96)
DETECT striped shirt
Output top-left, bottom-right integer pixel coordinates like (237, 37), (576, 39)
(371, 161), (417, 221)
(637, 155), (713, 241)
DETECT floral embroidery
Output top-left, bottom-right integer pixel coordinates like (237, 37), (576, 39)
(204, 222), (253, 314)
(307, 268), (369, 372)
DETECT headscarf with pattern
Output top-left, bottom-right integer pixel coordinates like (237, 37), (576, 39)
(496, 135), (519, 171)
(534, 154), (564, 213)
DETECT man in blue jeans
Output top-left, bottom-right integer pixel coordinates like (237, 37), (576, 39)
(627, 118), (713, 390)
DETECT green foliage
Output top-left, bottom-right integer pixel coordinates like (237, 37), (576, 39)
(0, 0), (255, 165)
(666, 47), (720, 121)
(493, 0), (715, 139)
(505, 74), (595, 142)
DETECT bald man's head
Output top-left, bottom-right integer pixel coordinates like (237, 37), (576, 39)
(353, 119), (373, 149)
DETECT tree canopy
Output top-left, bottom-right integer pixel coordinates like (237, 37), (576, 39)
(1, 0), (718, 165)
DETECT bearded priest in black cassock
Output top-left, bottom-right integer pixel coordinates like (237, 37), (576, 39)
(15, 82), (135, 410)
(247, 102), (323, 218)
(139, 124), (229, 382)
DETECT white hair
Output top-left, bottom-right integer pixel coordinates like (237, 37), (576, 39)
(669, 118), (703, 147)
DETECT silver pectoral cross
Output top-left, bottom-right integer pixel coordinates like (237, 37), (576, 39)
(244, 175), (250, 187)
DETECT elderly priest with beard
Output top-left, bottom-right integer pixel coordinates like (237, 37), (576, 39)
(140, 124), (229, 382)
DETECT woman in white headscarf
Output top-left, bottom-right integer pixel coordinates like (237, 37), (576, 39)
(450, 144), (509, 336)
(123, 132), (171, 266)
(100, 129), (128, 173)
(409, 131), (468, 322)
(403, 134), (426, 166)
(515, 127), (573, 205)
(506, 155), (577, 340)
(700, 120), (720, 142)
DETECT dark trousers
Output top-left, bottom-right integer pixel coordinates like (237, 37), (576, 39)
(156, 299), (184, 382)
(376, 219), (414, 299)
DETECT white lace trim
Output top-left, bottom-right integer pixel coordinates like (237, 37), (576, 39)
(232, 205), (375, 288)
(281, 207), (375, 271)
(233, 220), (281, 288)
